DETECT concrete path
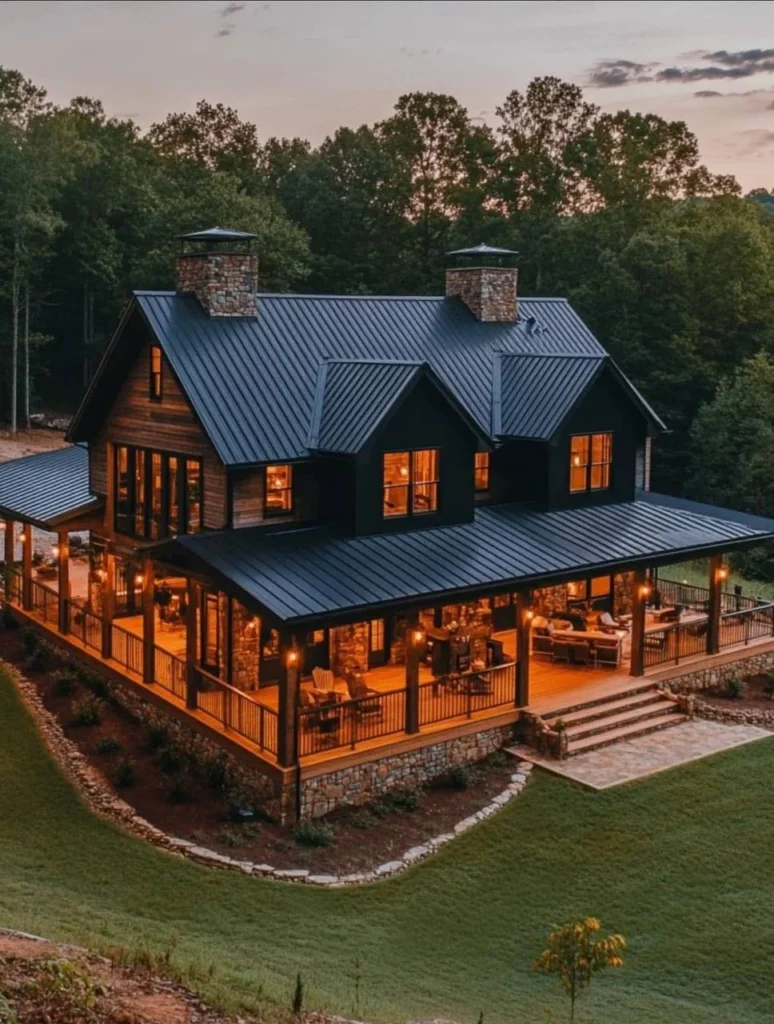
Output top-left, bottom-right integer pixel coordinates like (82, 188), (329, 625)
(509, 719), (772, 790)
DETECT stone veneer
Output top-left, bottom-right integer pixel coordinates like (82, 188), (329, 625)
(445, 267), (517, 322)
(175, 252), (258, 317)
(330, 622), (369, 676)
(663, 647), (774, 694)
(230, 599), (259, 691)
(301, 723), (515, 818)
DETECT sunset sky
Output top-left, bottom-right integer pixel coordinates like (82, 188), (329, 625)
(1, 0), (773, 190)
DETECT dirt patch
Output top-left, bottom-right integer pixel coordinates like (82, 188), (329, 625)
(0, 630), (515, 876)
(701, 673), (774, 713)
(0, 427), (67, 463)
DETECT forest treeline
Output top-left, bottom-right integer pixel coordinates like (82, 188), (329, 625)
(2, 66), (774, 510)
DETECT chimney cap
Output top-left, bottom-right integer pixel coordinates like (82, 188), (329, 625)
(446, 242), (517, 258)
(179, 226), (257, 243)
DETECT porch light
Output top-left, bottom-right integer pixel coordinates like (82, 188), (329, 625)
(639, 584), (651, 599)
(524, 609), (534, 621)
(412, 628), (425, 645)
(97, 568), (107, 581)
(50, 545), (59, 558)
(716, 565), (729, 582)
(134, 573), (145, 586)
(287, 648), (300, 666)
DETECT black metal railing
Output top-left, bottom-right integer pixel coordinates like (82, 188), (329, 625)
(154, 646), (187, 700)
(3, 566), (22, 604)
(657, 576), (759, 614)
(719, 604), (774, 649)
(67, 601), (103, 653)
(297, 686), (406, 757)
(111, 623), (144, 676)
(30, 578), (59, 626)
(419, 662), (516, 727)
(195, 667), (279, 756)
(643, 618), (709, 669)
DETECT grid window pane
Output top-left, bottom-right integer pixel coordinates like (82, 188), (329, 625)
(168, 456), (180, 534)
(570, 433), (612, 492)
(186, 459), (202, 533)
(116, 446), (130, 532)
(412, 449), (439, 513)
(265, 464), (293, 514)
(134, 449), (146, 536)
(474, 451), (490, 491)
(370, 619), (384, 651)
(383, 452), (410, 517)
(150, 453), (163, 539)
(150, 345), (162, 400)
(591, 575), (611, 597)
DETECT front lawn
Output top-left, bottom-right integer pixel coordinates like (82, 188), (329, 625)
(1, 662), (773, 1023)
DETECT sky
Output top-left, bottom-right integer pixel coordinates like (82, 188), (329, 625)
(1, 0), (774, 190)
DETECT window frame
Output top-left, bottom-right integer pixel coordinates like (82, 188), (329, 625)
(263, 464), (294, 518)
(113, 444), (203, 539)
(569, 432), (613, 494)
(149, 345), (163, 402)
(382, 447), (440, 519)
(474, 451), (490, 492)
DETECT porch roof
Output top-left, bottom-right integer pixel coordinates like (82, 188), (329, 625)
(157, 491), (774, 627)
(0, 445), (102, 529)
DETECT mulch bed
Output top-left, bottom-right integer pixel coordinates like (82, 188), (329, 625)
(0, 627), (515, 876)
(701, 673), (774, 713)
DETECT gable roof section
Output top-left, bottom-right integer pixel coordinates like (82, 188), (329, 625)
(156, 493), (774, 626)
(494, 353), (666, 441)
(0, 445), (101, 528)
(308, 359), (490, 454)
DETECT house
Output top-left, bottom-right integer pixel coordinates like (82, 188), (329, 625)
(2, 228), (774, 821)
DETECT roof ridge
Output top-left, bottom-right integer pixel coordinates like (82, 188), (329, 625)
(498, 351), (605, 361)
(324, 357), (425, 367)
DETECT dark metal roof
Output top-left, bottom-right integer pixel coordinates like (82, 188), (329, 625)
(123, 292), (610, 466)
(179, 227), (257, 243)
(494, 354), (666, 440)
(0, 445), (101, 528)
(158, 492), (774, 626)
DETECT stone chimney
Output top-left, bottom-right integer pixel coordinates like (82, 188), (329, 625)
(174, 227), (258, 317)
(445, 243), (518, 323)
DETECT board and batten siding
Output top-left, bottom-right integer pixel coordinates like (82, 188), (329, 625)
(91, 340), (228, 531)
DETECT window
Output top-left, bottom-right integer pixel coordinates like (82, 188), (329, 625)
(149, 345), (163, 401)
(566, 579), (588, 601)
(570, 432), (613, 493)
(113, 445), (202, 539)
(202, 591), (220, 672)
(591, 575), (611, 598)
(264, 464), (293, 516)
(370, 619), (385, 652)
(474, 451), (490, 491)
(382, 448), (439, 518)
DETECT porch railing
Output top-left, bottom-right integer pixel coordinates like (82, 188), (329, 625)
(297, 686), (406, 758)
(719, 603), (774, 649)
(66, 600), (103, 653)
(111, 623), (144, 676)
(30, 578), (59, 626)
(643, 618), (708, 669)
(657, 576), (760, 614)
(154, 646), (187, 700)
(195, 667), (279, 756)
(418, 661), (517, 727)
(3, 566), (22, 604)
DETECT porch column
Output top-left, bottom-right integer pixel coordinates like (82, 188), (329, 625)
(405, 614), (422, 734)
(707, 554), (725, 655)
(277, 631), (300, 768)
(515, 590), (532, 706)
(630, 568), (647, 677)
(21, 524), (32, 610)
(57, 530), (70, 635)
(141, 556), (155, 684)
(101, 550), (116, 659)
(185, 577), (198, 709)
(4, 518), (15, 599)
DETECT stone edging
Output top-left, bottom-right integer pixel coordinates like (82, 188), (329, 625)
(4, 660), (533, 886)
(692, 694), (774, 729)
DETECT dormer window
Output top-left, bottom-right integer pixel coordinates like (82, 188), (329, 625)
(383, 449), (439, 517)
(149, 345), (163, 401)
(265, 464), (293, 516)
(570, 433), (613, 493)
(474, 451), (490, 491)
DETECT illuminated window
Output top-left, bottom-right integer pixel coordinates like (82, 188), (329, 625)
(185, 459), (202, 533)
(265, 464), (293, 516)
(474, 451), (490, 491)
(116, 446), (130, 534)
(311, 629), (325, 644)
(202, 591), (220, 672)
(113, 447), (201, 538)
(150, 452), (163, 539)
(591, 575), (611, 597)
(570, 433), (612, 493)
(149, 345), (163, 401)
(168, 456), (180, 534)
(566, 580), (588, 601)
(134, 449), (146, 535)
(382, 449), (439, 517)
(262, 628), (279, 659)
(370, 619), (385, 651)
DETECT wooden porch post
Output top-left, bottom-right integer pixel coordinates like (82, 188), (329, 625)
(21, 524), (32, 611)
(707, 554), (725, 655)
(405, 614), (421, 734)
(515, 590), (532, 706)
(4, 519), (15, 599)
(57, 530), (70, 634)
(185, 578), (198, 709)
(101, 551), (116, 659)
(630, 568), (647, 677)
(277, 631), (300, 768)
(142, 556), (155, 684)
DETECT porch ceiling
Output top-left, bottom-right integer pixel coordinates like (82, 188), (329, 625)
(155, 491), (774, 627)
(0, 445), (102, 529)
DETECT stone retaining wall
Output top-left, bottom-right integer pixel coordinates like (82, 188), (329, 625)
(663, 648), (774, 694)
(302, 723), (515, 818)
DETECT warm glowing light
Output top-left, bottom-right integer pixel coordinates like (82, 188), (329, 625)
(134, 573), (144, 586)
(716, 566), (729, 582)
(573, 455), (581, 467)
(97, 568), (107, 581)
(525, 609), (534, 621)
(50, 545), (59, 558)
(639, 585), (651, 598)
(567, 582), (576, 596)
(287, 649), (299, 666)
(412, 628), (425, 644)
(400, 466), (409, 477)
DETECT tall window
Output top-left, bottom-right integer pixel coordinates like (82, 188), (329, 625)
(474, 451), (490, 491)
(383, 449), (439, 517)
(570, 432), (613, 493)
(149, 345), (163, 401)
(370, 618), (385, 652)
(114, 446), (202, 539)
(201, 591), (220, 672)
(264, 464), (293, 516)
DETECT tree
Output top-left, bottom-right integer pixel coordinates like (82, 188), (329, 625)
(534, 917), (626, 1023)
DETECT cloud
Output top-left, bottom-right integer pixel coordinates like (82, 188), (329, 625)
(656, 61), (774, 83)
(705, 48), (774, 67)
(586, 59), (655, 88)
(694, 90), (722, 97)
(587, 46), (774, 88)
(220, 1), (245, 15)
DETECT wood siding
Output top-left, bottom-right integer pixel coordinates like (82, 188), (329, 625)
(91, 330), (227, 535)
(231, 462), (319, 528)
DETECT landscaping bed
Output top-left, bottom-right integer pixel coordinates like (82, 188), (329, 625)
(700, 672), (774, 714)
(0, 626), (515, 876)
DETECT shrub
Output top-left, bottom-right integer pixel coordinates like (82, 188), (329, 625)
(81, 670), (110, 699)
(725, 675), (745, 700)
(157, 748), (183, 774)
(71, 694), (102, 726)
(114, 757), (135, 789)
(26, 647), (51, 672)
(382, 788), (420, 812)
(483, 749), (507, 768)
(166, 781), (189, 804)
(292, 821), (334, 847)
(762, 672), (774, 699)
(553, 718), (567, 732)
(69, 534), (85, 550)
(292, 971), (304, 1014)
(51, 668), (78, 697)
(145, 725), (168, 751)
(21, 627), (40, 655)
(349, 809), (376, 829)
(203, 755), (228, 791)
(1, 603), (17, 629)
(94, 736), (122, 756)
(447, 764), (471, 790)
(224, 784), (258, 823)
(217, 828), (240, 848)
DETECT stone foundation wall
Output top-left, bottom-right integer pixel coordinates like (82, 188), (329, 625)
(301, 723), (514, 818)
(664, 647), (774, 694)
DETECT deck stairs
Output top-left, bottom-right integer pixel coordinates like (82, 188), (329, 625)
(541, 683), (687, 756)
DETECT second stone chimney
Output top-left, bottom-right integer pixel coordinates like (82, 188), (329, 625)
(445, 243), (518, 323)
(175, 227), (258, 317)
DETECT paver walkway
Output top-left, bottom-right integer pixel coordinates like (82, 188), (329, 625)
(509, 719), (772, 789)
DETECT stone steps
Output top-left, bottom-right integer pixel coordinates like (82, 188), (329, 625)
(544, 690), (666, 730)
(568, 713), (688, 755)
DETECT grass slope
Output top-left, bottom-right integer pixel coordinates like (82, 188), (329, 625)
(1, 666), (773, 1024)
